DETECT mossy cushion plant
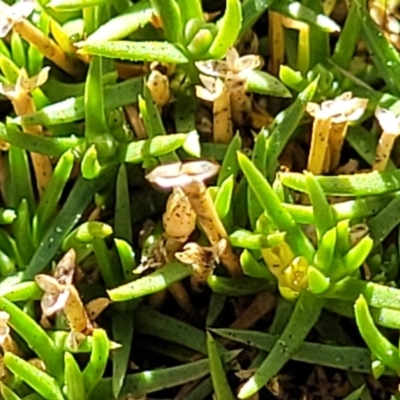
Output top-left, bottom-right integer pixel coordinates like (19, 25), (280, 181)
(0, 0), (399, 399)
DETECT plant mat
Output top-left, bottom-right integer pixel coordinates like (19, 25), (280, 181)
(0, 0), (400, 399)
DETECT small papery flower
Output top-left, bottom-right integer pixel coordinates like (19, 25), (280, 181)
(0, 0), (34, 38)
(196, 47), (263, 82)
(0, 66), (50, 103)
(175, 242), (219, 292)
(146, 160), (220, 189)
(35, 274), (70, 318)
(373, 107), (400, 171)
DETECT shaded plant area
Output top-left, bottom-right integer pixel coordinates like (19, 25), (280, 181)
(0, 0), (400, 399)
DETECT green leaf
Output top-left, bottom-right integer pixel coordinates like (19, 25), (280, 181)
(207, 0), (242, 59)
(238, 152), (315, 262)
(4, 353), (64, 400)
(86, 1), (153, 42)
(90, 350), (240, 398)
(207, 332), (235, 400)
(238, 291), (323, 398)
(77, 41), (189, 64)
(64, 353), (85, 400)
(108, 262), (192, 301)
(247, 70), (292, 97)
(354, 295), (400, 374)
(354, 0), (400, 96)
(150, 0), (182, 43)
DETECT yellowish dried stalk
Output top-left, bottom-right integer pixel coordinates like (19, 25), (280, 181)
(328, 120), (348, 170)
(0, 68), (52, 195)
(281, 16), (310, 73)
(306, 103), (332, 174)
(373, 107), (400, 171)
(196, 75), (233, 144)
(16, 26), (80, 77)
(268, 11), (285, 75)
(214, 85), (233, 142)
(225, 48), (263, 127)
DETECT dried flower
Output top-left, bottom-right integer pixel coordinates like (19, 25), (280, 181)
(146, 161), (242, 276)
(35, 249), (109, 348)
(306, 92), (367, 174)
(373, 107), (400, 171)
(0, 67), (52, 194)
(196, 47), (263, 126)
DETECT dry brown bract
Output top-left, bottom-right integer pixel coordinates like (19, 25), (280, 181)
(146, 161), (242, 276)
(35, 249), (110, 349)
(175, 242), (219, 292)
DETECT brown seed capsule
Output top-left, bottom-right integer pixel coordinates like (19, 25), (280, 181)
(163, 187), (196, 243)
